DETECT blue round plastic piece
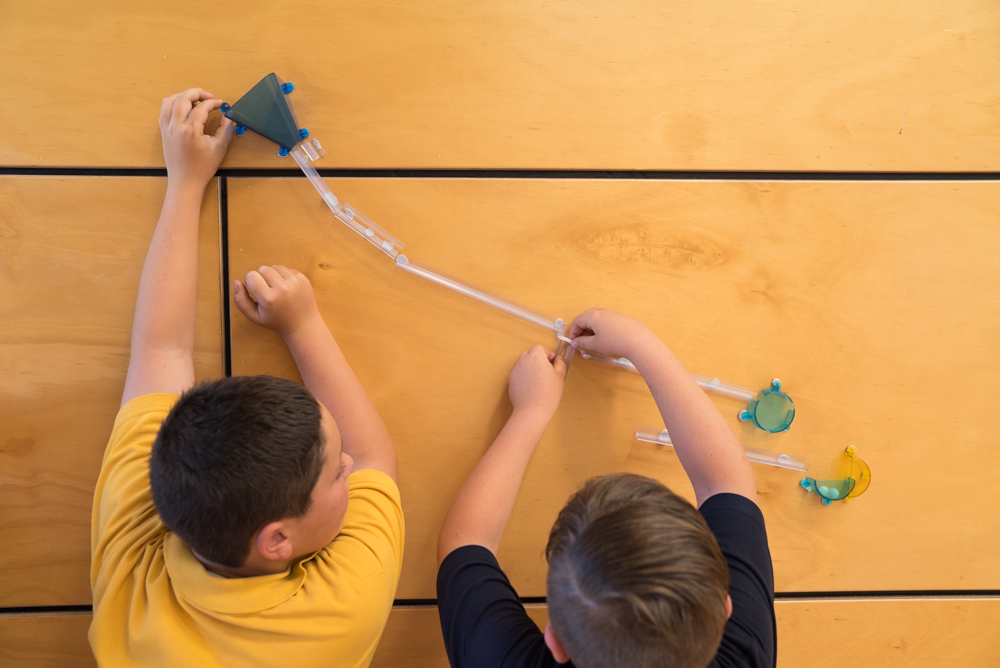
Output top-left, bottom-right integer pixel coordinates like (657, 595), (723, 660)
(299, 128), (310, 139)
(278, 147), (290, 157)
(235, 124), (246, 136)
(281, 83), (294, 94)
(220, 102), (231, 113)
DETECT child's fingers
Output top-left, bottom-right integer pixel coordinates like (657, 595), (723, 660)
(551, 355), (568, 378)
(570, 333), (597, 350)
(244, 270), (273, 303)
(271, 265), (298, 280)
(211, 115), (235, 149)
(159, 95), (176, 127)
(232, 281), (261, 322)
(169, 88), (213, 126)
(568, 311), (598, 339)
(187, 98), (224, 130)
(256, 265), (284, 288)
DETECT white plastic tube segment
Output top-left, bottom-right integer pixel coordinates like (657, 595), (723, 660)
(578, 351), (758, 401)
(635, 426), (809, 471)
(394, 255), (567, 334)
(290, 145), (403, 258)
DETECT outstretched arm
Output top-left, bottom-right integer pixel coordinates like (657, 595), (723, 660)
(121, 89), (233, 407)
(438, 346), (566, 563)
(233, 267), (398, 481)
(570, 308), (757, 507)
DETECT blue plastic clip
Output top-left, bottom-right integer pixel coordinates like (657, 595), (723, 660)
(235, 124), (246, 136)
(278, 147), (290, 157)
(220, 102), (231, 113)
(299, 128), (310, 139)
(281, 83), (294, 94)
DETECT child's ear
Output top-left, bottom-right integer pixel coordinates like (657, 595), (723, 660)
(543, 621), (570, 663)
(725, 594), (733, 620)
(256, 521), (294, 561)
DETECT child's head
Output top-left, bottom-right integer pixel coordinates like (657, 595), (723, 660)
(544, 473), (730, 668)
(150, 375), (353, 569)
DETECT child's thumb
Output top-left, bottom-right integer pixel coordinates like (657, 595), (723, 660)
(232, 280), (260, 322)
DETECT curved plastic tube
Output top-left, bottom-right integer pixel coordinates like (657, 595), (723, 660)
(579, 351), (757, 401)
(635, 426), (809, 471)
(394, 255), (566, 334)
(290, 144), (403, 258)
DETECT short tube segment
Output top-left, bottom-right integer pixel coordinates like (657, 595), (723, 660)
(634, 426), (809, 472)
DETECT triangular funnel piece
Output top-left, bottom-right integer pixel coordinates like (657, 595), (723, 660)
(224, 73), (302, 149)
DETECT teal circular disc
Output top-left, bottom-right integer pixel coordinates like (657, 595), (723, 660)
(752, 391), (795, 432)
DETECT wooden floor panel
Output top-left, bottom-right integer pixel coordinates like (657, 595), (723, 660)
(7, 600), (996, 668)
(0, 177), (224, 606)
(227, 178), (1000, 598)
(2, 1), (998, 170)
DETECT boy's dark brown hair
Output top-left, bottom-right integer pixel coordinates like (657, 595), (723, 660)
(545, 473), (730, 668)
(149, 375), (326, 568)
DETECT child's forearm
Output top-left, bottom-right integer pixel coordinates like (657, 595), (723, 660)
(437, 408), (549, 563)
(283, 317), (397, 480)
(122, 182), (204, 403)
(630, 338), (758, 507)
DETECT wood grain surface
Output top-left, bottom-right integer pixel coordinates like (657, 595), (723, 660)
(6, 599), (994, 668)
(3, 1), (998, 171)
(228, 177), (1000, 598)
(0, 177), (223, 606)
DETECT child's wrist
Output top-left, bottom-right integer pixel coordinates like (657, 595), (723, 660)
(510, 403), (556, 430)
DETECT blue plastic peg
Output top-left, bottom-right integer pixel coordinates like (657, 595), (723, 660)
(278, 147), (289, 157)
(281, 83), (294, 94)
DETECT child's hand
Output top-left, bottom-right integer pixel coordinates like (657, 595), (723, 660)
(568, 308), (660, 360)
(508, 345), (566, 420)
(159, 88), (234, 190)
(233, 266), (321, 337)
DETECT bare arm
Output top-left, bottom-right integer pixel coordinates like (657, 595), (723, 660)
(121, 89), (233, 407)
(232, 267), (397, 481)
(438, 346), (566, 563)
(570, 309), (757, 507)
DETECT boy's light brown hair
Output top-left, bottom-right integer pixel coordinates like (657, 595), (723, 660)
(545, 473), (730, 668)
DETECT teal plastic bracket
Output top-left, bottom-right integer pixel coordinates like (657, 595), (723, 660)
(738, 378), (795, 433)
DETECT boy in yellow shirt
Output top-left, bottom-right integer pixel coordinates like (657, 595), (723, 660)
(90, 88), (403, 667)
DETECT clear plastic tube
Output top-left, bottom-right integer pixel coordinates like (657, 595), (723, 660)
(290, 144), (403, 258)
(394, 255), (567, 334)
(635, 426), (809, 472)
(578, 351), (757, 401)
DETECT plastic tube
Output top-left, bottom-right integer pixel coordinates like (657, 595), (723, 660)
(394, 255), (567, 334)
(290, 144), (403, 258)
(635, 426), (809, 471)
(578, 351), (757, 401)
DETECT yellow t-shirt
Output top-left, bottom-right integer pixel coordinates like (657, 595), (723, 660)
(90, 393), (405, 667)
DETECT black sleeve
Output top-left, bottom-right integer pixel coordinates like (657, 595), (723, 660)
(437, 545), (568, 668)
(700, 493), (777, 668)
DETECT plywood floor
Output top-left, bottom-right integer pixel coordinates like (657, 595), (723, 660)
(2, 0), (998, 665)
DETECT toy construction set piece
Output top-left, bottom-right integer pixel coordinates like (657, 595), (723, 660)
(635, 427), (809, 472)
(224, 74), (800, 430)
(800, 445), (871, 506)
(738, 378), (795, 433)
(578, 351), (790, 430)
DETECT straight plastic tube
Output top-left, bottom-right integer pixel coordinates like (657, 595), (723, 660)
(394, 255), (566, 334)
(635, 426), (809, 471)
(290, 145), (403, 258)
(578, 351), (757, 401)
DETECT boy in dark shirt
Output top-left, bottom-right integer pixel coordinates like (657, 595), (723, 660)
(436, 308), (776, 668)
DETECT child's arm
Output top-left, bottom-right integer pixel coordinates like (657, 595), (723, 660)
(121, 89), (233, 407)
(437, 346), (566, 563)
(232, 267), (398, 481)
(570, 308), (757, 507)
